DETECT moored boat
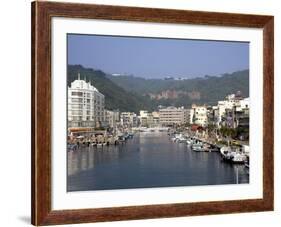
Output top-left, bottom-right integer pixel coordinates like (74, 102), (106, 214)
(191, 143), (204, 152)
(231, 153), (247, 163)
(186, 139), (192, 146)
(178, 137), (187, 143)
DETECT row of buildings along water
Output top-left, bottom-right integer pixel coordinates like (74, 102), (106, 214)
(68, 75), (249, 135)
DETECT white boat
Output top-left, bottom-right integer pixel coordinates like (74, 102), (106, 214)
(231, 153), (247, 163)
(186, 139), (192, 146)
(220, 146), (231, 155)
(192, 143), (204, 152)
(220, 146), (234, 161)
(178, 137), (187, 143)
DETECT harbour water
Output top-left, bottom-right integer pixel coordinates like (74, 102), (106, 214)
(67, 132), (249, 191)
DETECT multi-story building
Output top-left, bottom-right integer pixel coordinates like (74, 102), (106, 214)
(93, 89), (105, 127)
(192, 104), (207, 126)
(152, 111), (160, 127)
(236, 98), (249, 129)
(139, 110), (148, 127)
(159, 106), (186, 126)
(120, 112), (138, 127)
(139, 111), (161, 127)
(68, 74), (105, 128)
(141, 113), (154, 127)
(217, 92), (244, 123)
(218, 94), (249, 129)
(105, 109), (120, 128)
(206, 106), (219, 126)
(183, 109), (194, 125)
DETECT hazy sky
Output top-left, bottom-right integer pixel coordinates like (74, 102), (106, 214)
(68, 34), (249, 79)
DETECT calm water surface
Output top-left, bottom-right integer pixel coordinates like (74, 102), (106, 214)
(67, 132), (249, 191)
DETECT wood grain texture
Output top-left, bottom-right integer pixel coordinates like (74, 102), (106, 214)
(262, 17), (274, 210)
(31, 1), (274, 226)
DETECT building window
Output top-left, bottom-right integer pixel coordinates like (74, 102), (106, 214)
(71, 110), (82, 115)
(71, 98), (82, 103)
(71, 92), (83, 96)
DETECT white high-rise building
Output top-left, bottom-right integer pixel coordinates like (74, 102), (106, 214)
(68, 73), (105, 128)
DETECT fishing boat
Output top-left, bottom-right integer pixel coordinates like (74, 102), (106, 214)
(209, 145), (219, 152)
(186, 139), (192, 146)
(191, 143), (204, 152)
(118, 135), (126, 143)
(177, 137), (187, 143)
(91, 142), (97, 147)
(231, 153), (247, 163)
(220, 146), (234, 161)
(221, 146), (247, 163)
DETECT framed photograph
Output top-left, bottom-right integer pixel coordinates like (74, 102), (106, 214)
(31, 1), (274, 226)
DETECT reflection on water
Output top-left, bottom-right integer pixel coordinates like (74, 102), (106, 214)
(67, 132), (249, 191)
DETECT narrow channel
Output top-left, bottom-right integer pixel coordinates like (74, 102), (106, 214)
(67, 132), (249, 191)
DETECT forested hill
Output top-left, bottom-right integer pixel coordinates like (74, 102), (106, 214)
(68, 65), (249, 112)
(107, 70), (249, 106)
(67, 65), (155, 112)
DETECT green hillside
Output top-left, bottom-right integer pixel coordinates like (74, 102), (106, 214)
(108, 70), (249, 106)
(68, 65), (249, 112)
(67, 65), (155, 112)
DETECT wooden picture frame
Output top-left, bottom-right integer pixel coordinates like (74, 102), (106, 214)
(31, 1), (274, 226)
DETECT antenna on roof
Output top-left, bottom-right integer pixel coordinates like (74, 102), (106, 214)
(78, 72), (81, 80)
(84, 75), (87, 82)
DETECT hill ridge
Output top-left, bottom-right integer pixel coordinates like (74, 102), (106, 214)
(68, 65), (249, 112)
